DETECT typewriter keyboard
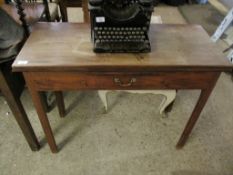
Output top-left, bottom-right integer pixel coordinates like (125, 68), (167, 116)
(93, 27), (150, 52)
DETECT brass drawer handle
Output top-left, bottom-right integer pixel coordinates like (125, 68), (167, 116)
(113, 77), (137, 87)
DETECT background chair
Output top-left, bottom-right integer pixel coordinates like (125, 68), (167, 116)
(62, 0), (89, 22)
(1, 0), (68, 28)
(0, 0), (66, 150)
(0, 7), (40, 151)
(0, 60), (40, 151)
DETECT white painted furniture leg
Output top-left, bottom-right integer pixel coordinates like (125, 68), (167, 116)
(98, 90), (176, 115)
(98, 90), (108, 111)
(158, 90), (176, 114)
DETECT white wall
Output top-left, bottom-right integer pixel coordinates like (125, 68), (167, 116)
(220, 0), (233, 8)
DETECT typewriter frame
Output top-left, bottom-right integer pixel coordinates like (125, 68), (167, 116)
(89, 0), (154, 53)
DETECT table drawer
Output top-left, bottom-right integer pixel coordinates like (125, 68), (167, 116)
(24, 71), (219, 91)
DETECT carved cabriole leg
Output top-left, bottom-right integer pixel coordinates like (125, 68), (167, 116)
(98, 90), (108, 111)
(0, 71), (40, 151)
(159, 90), (176, 115)
(24, 73), (58, 153)
(98, 90), (176, 114)
(176, 73), (221, 148)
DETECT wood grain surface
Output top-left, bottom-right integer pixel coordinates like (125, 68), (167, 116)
(24, 71), (219, 91)
(12, 23), (233, 72)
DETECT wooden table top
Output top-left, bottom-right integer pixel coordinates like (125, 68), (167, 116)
(12, 22), (233, 72)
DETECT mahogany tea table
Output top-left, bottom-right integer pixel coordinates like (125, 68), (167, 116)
(12, 23), (233, 153)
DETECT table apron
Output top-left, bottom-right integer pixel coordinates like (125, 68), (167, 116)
(23, 71), (220, 91)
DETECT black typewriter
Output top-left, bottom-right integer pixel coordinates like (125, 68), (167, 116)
(89, 0), (154, 53)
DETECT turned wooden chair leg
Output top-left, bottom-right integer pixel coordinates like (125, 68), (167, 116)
(54, 91), (66, 118)
(59, 0), (68, 22)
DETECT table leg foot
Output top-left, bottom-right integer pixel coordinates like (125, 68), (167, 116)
(176, 72), (220, 148)
(27, 88), (58, 152)
(177, 75), (221, 149)
(37, 92), (58, 152)
(176, 89), (212, 148)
